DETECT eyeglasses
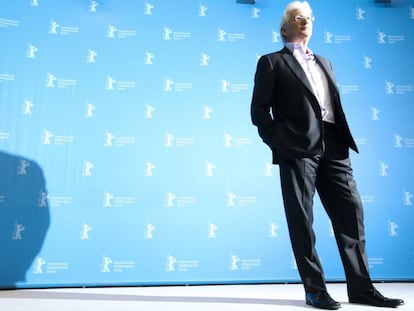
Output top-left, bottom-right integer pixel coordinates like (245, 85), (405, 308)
(293, 15), (315, 23)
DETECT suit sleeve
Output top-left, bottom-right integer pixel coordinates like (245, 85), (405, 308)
(250, 55), (275, 148)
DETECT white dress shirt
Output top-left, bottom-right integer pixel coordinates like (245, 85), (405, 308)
(285, 43), (335, 124)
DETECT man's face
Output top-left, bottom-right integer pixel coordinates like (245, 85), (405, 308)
(282, 8), (314, 43)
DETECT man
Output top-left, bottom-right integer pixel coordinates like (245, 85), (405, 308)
(250, 1), (404, 310)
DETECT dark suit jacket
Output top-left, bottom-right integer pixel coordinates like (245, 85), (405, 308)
(251, 47), (358, 164)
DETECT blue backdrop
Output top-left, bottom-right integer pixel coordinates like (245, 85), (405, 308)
(0, 0), (413, 289)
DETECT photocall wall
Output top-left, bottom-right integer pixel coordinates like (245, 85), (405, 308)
(0, 0), (413, 288)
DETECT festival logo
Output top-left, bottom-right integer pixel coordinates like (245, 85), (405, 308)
(377, 30), (405, 44)
(388, 220), (398, 237)
(252, 7), (260, 19)
(48, 19), (79, 35)
(87, 49), (97, 63)
(144, 2), (154, 15)
(145, 223), (156, 239)
(394, 134), (404, 148)
(33, 257), (69, 274)
(226, 191), (257, 207)
(101, 255), (135, 273)
(198, 4), (208, 17)
(145, 162), (155, 176)
(107, 24), (136, 39)
(393, 133), (414, 148)
(324, 30), (351, 44)
(403, 190), (413, 206)
(101, 256), (112, 272)
(229, 253), (261, 271)
(104, 131), (136, 147)
(80, 223), (92, 240)
(85, 102), (96, 117)
(89, 0), (98, 12)
(378, 161), (389, 177)
(385, 80), (413, 95)
(363, 54), (372, 69)
(41, 129), (75, 145)
(217, 28), (245, 42)
(208, 223), (218, 238)
(82, 161), (94, 176)
(12, 221), (25, 240)
(17, 159), (30, 175)
(166, 255), (199, 272)
(203, 106), (213, 119)
(144, 51), (155, 65)
(45, 72), (77, 88)
(220, 79), (249, 93)
(265, 162), (274, 177)
(165, 192), (197, 208)
(163, 27), (191, 41)
(145, 105), (155, 119)
(206, 161), (215, 177)
(27, 44), (38, 59)
(33, 257), (47, 274)
(163, 77), (192, 92)
(268, 222), (279, 238)
(371, 107), (380, 121)
(224, 133), (253, 148)
(165, 132), (194, 148)
(166, 255), (177, 271)
(271, 30), (281, 43)
(356, 6), (366, 20)
(103, 192), (136, 208)
(230, 254), (240, 270)
(200, 52), (210, 66)
(38, 190), (48, 207)
(105, 76), (136, 91)
(22, 98), (35, 115)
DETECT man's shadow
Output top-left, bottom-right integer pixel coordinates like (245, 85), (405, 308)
(0, 151), (50, 289)
(0, 290), (306, 308)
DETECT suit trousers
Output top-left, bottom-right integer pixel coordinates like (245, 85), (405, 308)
(277, 123), (374, 298)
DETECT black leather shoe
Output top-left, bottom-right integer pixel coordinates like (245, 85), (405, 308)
(306, 291), (341, 310)
(349, 289), (404, 308)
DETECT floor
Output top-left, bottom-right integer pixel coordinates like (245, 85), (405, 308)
(0, 282), (412, 311)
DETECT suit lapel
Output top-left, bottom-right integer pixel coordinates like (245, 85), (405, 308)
(314, 55), (340, 95)
(280, 48), (316, 99)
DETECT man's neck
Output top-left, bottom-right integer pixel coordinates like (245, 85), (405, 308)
(286, 41), (314, 57)
(286, 38), (309, 52)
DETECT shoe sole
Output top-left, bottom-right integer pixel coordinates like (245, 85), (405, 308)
(306, 299), (341, 310)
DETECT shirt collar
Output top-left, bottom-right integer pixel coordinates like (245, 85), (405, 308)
(285, 42), (314, 61)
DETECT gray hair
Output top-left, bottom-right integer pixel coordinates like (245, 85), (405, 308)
(279, 1), (313, 41)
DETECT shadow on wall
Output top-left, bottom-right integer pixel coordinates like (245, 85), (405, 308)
(0, 151), (50, 289)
